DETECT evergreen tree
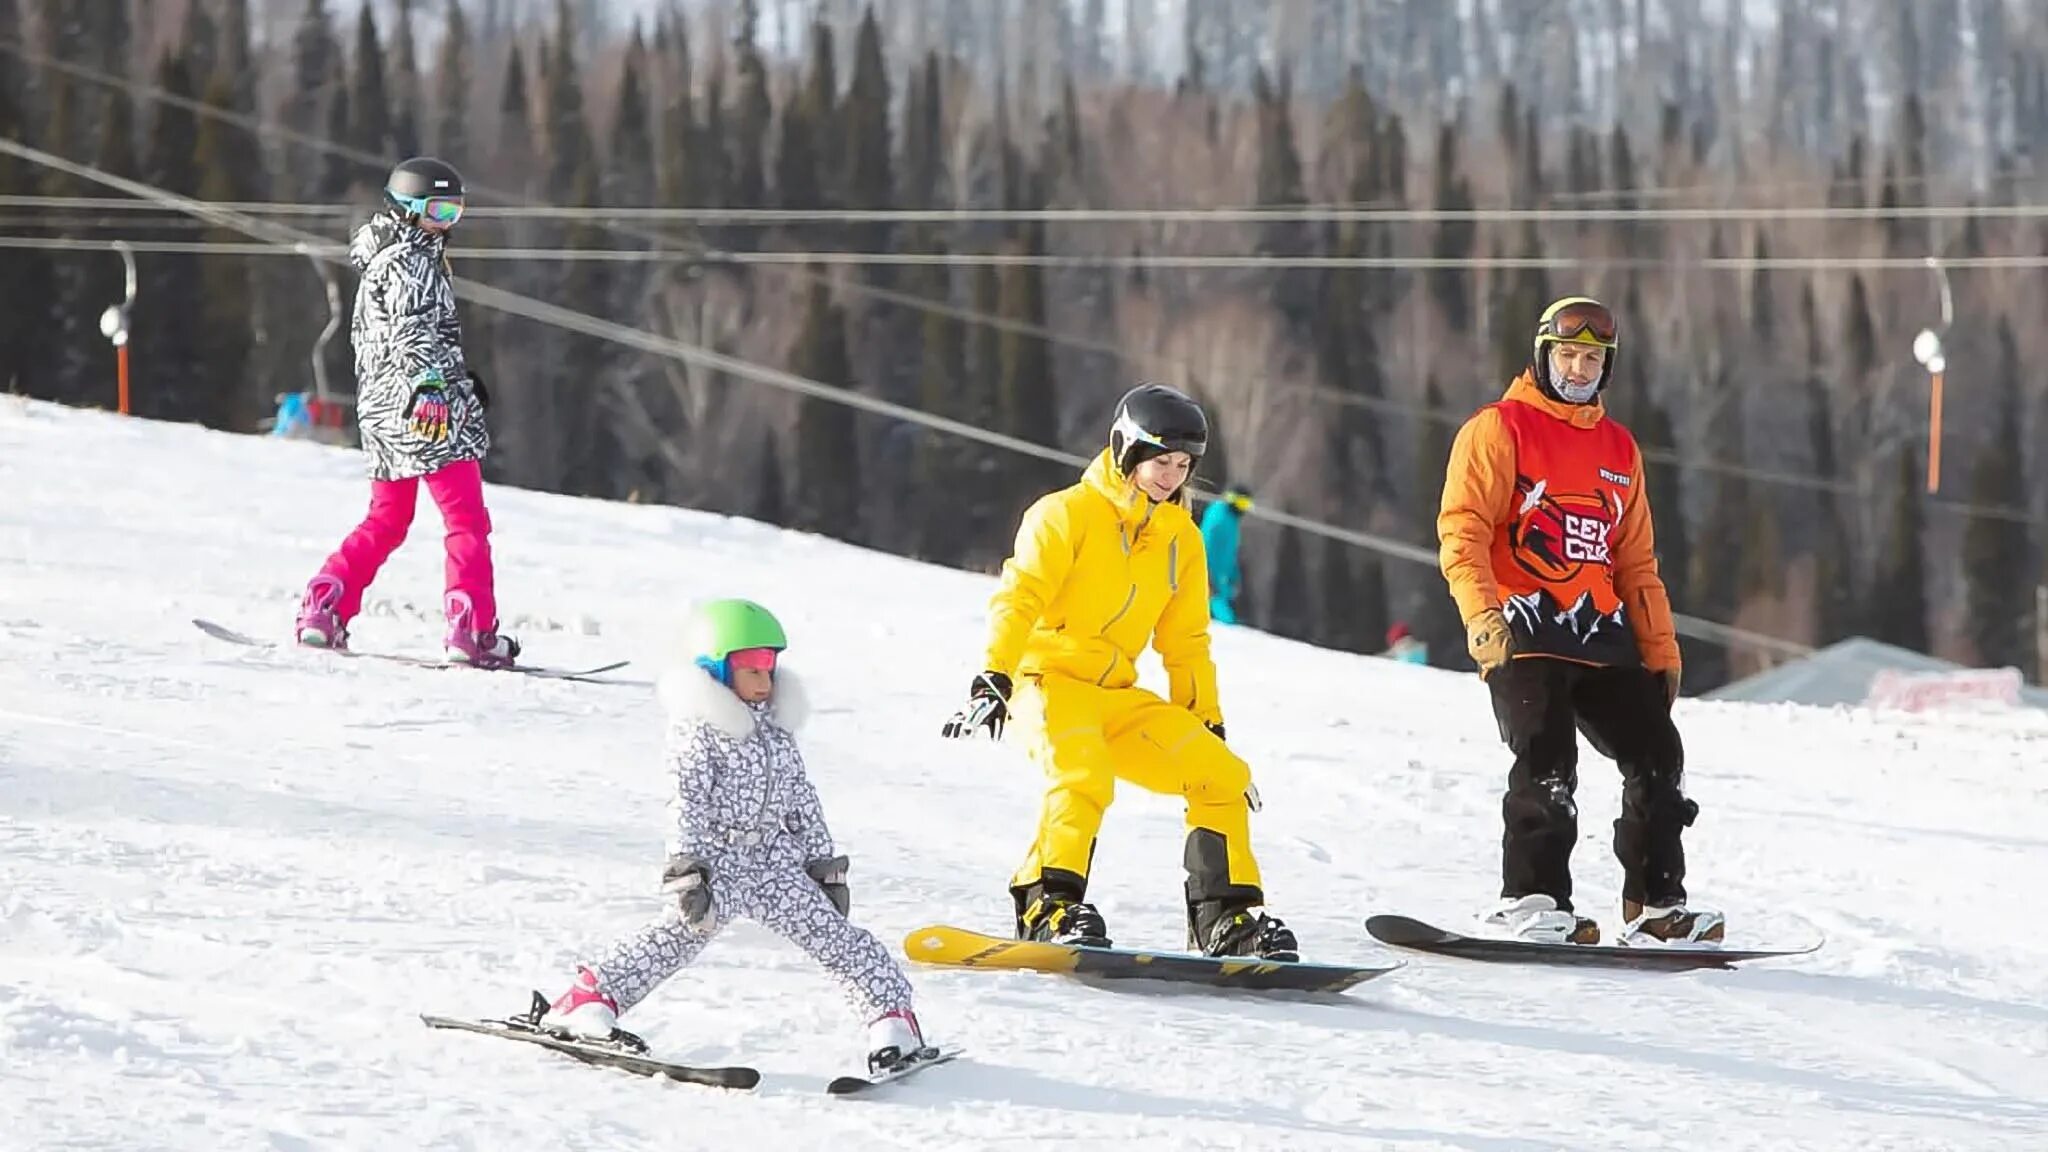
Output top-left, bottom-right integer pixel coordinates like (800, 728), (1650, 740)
(1428, 119), (1476, 333)
(697, 60), (732, 211)
(319, 55), (354, 196)
(900, 52), (944, 210)
(1632, 399), (1690, 612)
(604, 35), (655, 207)
(287, 0), (340, 197)
(1320, 536), (1385, 654)
(135, 47), (207, 424)
(388, 0), (422, 157)
(729, 5), (771, 209)
(1410, 378), (1461, 665)
(350, 5), (393, 161)
(1252, 65), (1313, 321)
(1961, 318), (2032, 670)
(654, 9), (696, 209)
(494, 45), (533, 190)
(753, 427), (788, 525)
(543, 1), (590, 194)
(195, 70), (258, 433)
(1267, 526), (1314, 640)
(997, 231), (1062, 499)
(0, 0), (53, 398)
(1869, 448), (1930, 653)
(790, 278), (863, 542)
(1803, 284), (1855, 643)
(911, 253), (965, 564)
(842, 5), (893, 262)
(432, 0), (471, 160)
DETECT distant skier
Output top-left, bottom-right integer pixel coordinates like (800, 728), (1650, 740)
(1197, 482), (1253, 624)
(539, 599), (930, 1075)
(293, 157), (514, 668)
(940, 384), (1298, 961)
(1381, 621), (1428, 665)
(1437, 296), (1721, 946)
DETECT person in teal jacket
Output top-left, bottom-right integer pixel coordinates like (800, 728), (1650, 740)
(1198, 484), (1253, 624)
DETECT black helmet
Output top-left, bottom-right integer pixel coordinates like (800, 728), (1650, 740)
(1109, 384), (1208, 478)
(384, 156), (466, 219)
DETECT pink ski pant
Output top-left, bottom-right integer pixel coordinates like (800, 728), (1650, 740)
(316, 459), (497, 631)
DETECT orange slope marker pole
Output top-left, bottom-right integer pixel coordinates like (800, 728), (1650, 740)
(1927, 370), (1944, 493)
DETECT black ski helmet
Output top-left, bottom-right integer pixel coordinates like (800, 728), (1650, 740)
(1108, 384), (1208, 479)
(384, 156), (466, 218)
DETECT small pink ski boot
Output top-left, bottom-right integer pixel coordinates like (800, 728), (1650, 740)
(540, 966), (618, 1040)
(296, 575), (348, 650)
(444, 591), (519, 669)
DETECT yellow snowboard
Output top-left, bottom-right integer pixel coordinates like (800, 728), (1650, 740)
(902, 924), (1400, 994)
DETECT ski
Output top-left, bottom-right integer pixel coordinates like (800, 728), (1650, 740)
(1364, 914), (1823, 970)
(825, 1045), (963, 1096)
(193, 617), (636, 684)
(421, 998), (759, 1090)
(902, 924), (1400, 994)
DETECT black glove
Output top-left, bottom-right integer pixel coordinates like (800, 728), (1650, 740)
(1205, 721), (1226, 742)
(941, 672), (1012, 739)
(662, 853), (713, 929)
(806, 854), (851, 917)
(467, 369), (490, 412)
(403, 379), (451, 441)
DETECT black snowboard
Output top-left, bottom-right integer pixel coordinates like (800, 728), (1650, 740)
(1365, 914), (1822, 971)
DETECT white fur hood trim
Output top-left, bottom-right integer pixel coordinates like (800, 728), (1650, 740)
(657, 664), (810, 739)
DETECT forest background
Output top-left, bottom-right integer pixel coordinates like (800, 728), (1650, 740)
(5, 0), (2046, 690)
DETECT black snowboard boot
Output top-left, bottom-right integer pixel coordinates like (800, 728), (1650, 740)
(1020, 894), (1111, 947)
(1189, 901), (1299, 961)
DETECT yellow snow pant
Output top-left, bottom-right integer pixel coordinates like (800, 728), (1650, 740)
(1006, 675), (1263, 907)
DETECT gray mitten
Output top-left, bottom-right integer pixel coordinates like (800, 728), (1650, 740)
(805, 854), (851, 917)
(662, 853), (713, 929)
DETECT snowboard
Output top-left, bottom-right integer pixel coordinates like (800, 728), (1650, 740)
(1364, 914), (1823, 971)
(826, 1045), (963, 1096)
(902, 924), (1401, 994)
(420, 1006), (760, 1089)
(193, 618), (636, 684)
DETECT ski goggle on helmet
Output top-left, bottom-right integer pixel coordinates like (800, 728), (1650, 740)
(1534, 296), (1618, 353)
(390, 193), (464, 227)
(687, 598), (787, 686)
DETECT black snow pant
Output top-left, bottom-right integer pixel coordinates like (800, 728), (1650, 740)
(1487, 656), (1698, 913)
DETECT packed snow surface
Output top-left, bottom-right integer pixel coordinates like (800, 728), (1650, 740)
(2, 398), (2043, 1151)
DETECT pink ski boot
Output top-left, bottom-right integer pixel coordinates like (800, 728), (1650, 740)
(444, 590), (519, 669)
(539, 966), (619, 1040)
(296, 575), (348, 650)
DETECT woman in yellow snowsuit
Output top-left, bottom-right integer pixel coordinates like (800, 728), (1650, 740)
(941, 384), (1298, 961)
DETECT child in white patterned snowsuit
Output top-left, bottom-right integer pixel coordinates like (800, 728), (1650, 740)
(540, 599), (927, 1073)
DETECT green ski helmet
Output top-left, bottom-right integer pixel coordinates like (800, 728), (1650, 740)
(687, 598), (788, 685)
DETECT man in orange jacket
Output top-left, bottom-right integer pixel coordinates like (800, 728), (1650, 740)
(1437, 296), (1723, 947)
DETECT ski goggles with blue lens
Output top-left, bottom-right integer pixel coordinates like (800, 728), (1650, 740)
(390, 192), (465, 227)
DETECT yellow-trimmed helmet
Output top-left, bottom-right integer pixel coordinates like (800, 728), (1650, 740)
(1532, 295), (1619, 396)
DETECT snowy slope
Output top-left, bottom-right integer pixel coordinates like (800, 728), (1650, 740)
(2, 396), (2044, 1152)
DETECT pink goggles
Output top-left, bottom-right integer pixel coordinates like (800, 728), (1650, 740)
(727, 647), (779, 671)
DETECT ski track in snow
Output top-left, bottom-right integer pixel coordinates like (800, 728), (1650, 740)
(1, 398), (2044, 1151)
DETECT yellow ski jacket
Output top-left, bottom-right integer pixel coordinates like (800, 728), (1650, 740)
(983, 449), (1223, 725)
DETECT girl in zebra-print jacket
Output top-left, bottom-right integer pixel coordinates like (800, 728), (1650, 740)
(294, 157), (517, 669)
